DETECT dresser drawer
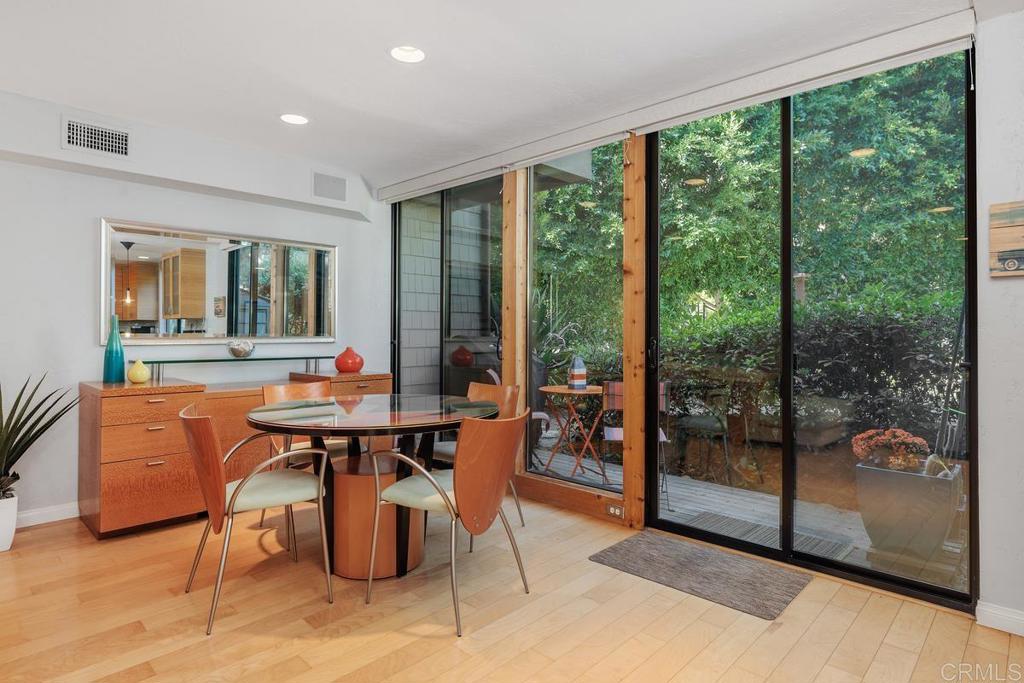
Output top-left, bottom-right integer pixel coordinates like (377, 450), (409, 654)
(334, 378), (391, 396)
(101, 393), (200, 426)
(101, 420), (187, 464)
(100, 452), (205, 532)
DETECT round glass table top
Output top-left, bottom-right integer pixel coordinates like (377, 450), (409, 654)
(246, 393), (499, 437)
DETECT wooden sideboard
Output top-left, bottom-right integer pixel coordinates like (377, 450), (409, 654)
(78, 371), (392, 537)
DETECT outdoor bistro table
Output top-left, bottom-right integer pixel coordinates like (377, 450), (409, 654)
(247, 394), (498, 577)
(539, 385), (608, 483)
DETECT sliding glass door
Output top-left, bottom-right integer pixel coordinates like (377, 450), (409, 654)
(791, 53), (969, 593)
(394, 176), (503, 396)
(648, 51), (972, 601)
(653, 102), (782, 547)
(443, 177), (503, 395)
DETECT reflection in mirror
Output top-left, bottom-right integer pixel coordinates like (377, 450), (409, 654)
(102, 221), (335, 343)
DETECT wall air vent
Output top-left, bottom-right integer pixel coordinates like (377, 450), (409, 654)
(63, 119), (130, 157)
(312, 172), (347, 202)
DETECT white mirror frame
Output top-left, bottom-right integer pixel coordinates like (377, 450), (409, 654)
(99, 218), (338, 345)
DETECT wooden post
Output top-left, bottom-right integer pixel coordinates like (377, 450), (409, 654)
(502, 169), (529, 472)
(622, 133), (647, 529)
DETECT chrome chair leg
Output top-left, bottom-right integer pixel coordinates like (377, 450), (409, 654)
(207, 515), (234, 635)
(316, 496), (333, 604)
(365, 500), (382, 604)
(185, 519), (212, 592)
(498, 507), (529, 594)
(285, 505), (298, 562)
(449, 518), (462, 637)
(508, 479), (525, 527)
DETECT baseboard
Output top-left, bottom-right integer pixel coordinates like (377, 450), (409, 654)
(976, 601), (1024, 637)
(16, 502), (79, 529)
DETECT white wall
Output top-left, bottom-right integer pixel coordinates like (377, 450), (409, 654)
(0, 157), (391, 526)
(975, 7), (1024, 636)
(0, 90), (373, 220)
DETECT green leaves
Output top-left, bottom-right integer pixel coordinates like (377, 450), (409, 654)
(0, 376), (79, 498)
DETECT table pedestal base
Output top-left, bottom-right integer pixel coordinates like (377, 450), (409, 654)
(331, 455), (425, 580)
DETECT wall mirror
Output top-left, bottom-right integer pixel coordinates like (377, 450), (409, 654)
(100, 220), (336, 344)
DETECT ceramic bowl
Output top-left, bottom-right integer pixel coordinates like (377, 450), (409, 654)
(227, 340), (255, 358)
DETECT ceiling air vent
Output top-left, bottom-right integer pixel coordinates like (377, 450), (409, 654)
(312, 172), (347, 202)
(63, 119), (130, 157)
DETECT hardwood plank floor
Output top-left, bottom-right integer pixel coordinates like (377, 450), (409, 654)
(0, 499), (1013, 682)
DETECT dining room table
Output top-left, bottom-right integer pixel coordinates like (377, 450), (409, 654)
(246, 393), (498, 577)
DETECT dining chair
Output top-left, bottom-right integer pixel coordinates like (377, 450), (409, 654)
(679, 378), (733, 486)
(601, 380), (672, 509)
(180, 404), (333, 635)
(365, 410), (531, 636)
(431, 381), (526, 526)
(257, 380), (348, 527)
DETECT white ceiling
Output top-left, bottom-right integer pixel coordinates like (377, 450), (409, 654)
(0, 0), (972, 192)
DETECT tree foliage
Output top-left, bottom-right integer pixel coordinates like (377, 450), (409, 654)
(529, 52), (967, 446)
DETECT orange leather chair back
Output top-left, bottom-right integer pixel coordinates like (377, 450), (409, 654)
(454, 410), (529, 535)
(262, 380), (332, 405)
(180, 404), (228, 533)
(466, 382), (519, 419)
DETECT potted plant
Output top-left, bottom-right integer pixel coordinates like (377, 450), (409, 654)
(852, 427), (962, 559)
(1, 377), (79, 551)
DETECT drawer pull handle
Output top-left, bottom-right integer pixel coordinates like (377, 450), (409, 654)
(146, 398), (167, 404)
(146, 460), (166, 467)
(357, 383), (370, 388)
(146, 425), (166, 432)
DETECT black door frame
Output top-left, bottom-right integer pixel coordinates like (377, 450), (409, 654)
(644, 48), (978, 612)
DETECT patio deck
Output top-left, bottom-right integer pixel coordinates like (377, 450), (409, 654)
(528, 446), (968, 594)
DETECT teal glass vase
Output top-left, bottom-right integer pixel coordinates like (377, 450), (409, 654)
(103, 314), (126, 384)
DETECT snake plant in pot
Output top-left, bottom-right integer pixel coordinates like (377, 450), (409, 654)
(1, 376), (79, 551)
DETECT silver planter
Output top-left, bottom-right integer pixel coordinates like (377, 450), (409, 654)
(855, 460), (962, 559)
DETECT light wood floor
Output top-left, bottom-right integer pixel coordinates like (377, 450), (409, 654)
(0, 499), (1016, 683)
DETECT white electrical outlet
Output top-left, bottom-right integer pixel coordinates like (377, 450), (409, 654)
(606, 504), (624, 518)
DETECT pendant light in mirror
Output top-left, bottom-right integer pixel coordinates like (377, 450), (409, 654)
(120, 241), (135, 305)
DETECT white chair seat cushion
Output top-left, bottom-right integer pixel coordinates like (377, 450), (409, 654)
(226, 469), (320, 513)
(432, 440), (457, 463)
(603, 426), (668, 443)
(381, 469), (456, 514)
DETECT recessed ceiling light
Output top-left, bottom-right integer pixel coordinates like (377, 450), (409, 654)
(137, 255), (150, 260)
(849, 147), (877, 158)
(578, 201), (597, 209)
(684, 178), (707, 186)
(390, 46), (426, 63)
(279, 113), (309, 125)
(928, 206), (955, 214)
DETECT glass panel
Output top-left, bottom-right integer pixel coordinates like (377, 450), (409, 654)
(443, 176), (503, 396)
(285, 246), (311, 336)
(398, 193), (442, 394)
(655, 102), (782, 547)
(792, 53), (968, 592)
(255, 243), (272, 335)
(528, 142), (624, 492)
(231, 244), (253, 336)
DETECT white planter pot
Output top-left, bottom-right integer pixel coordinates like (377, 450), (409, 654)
(0, 495), (17, 552)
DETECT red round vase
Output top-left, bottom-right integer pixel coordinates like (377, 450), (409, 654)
(335, 347), (364, 373)
(450, 345), (474, 367)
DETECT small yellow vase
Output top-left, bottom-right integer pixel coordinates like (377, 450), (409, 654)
(127, 359), (152, 384)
